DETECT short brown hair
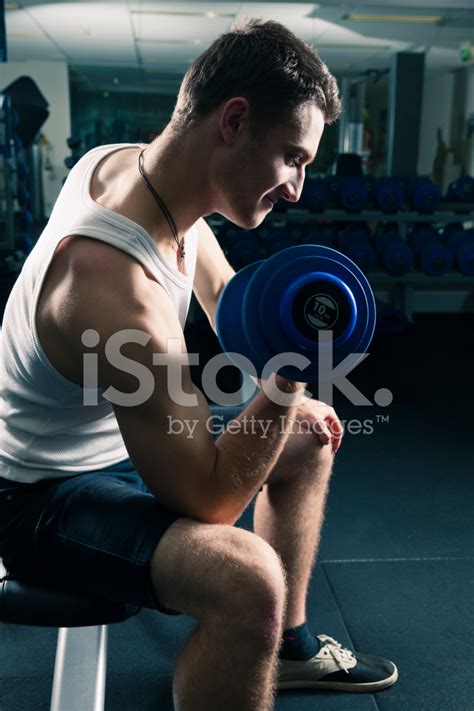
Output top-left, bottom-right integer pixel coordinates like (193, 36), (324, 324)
(171, 18), (342, 133)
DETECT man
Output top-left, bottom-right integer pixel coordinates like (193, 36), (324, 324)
(0, 19), (397, 710)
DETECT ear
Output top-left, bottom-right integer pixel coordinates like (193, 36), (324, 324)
(219, 97), (250, 145)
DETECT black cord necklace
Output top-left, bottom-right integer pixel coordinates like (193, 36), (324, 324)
(138, 148), (185, 264)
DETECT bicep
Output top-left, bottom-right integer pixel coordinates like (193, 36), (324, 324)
(62, 260), (220, 521)
(103, 291), (219, 521)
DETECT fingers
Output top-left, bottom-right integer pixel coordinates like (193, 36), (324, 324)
(310, 406), (344, 454)
(311, 418), (332, 447)
(329, 418), (344, 454)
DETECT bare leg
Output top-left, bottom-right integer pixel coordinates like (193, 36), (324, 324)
(253, 437), (334, 629)
(150, 519), (288, 711)
(172, 614), (284, 711)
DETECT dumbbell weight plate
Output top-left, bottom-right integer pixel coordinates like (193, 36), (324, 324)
(243, 245), (376, 382)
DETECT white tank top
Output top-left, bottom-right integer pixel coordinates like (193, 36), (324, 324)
(0, 143), (198, 482)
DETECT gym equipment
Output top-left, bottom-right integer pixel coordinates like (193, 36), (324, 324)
(442, 222), (465, 246)
(361, 175), (376, 205)
(17, 160), (30, 181)
(0, 573), (139, 711)
(338, 176), (368, 212)
(409, 177), (441, 213)
(409, 225), (453, 276)
(375, 226), (414, 276)
(1, 76), (49, 147)
(446, 176), (474, 203)
(336, 226), (376, 272)
(300, 178), (330, 212)
(326, 176), (341, 205)
(456, 237), (474, 276)
(443, 226), (474, 276)
(374, 177), (404, 213)
(17, 184), (30, 209)
(216, 244), (376, 382)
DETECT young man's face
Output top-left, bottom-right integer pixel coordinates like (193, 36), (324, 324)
(218, 102), (325, 229)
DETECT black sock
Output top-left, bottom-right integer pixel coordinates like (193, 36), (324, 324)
(279, 623), (320, 661)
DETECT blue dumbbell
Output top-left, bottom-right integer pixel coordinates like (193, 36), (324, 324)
(301, 178), (330, 212)
(17, 185), (30, 209)
(374, 177), (404, 213)
(336, 226), (376, 272)
(456, 236), (474, 276)
(361, 175), (377, 205)
(216, 244), (376, 383)
(409, 225), (452, 275)
(375, 226), (414, 276)
(409, 177), (441, 213)
(338, 177), (368, 212)
(20, 210), (33, 231)
(446, 176), (474, 203)
(17, 161), (30, 181)
(444, 227), (474, 276)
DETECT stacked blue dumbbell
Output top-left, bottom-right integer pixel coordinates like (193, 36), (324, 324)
(361, 175), (377, 207)
(442, 224), (474, 276)
(337, 177), (369, 212)
(408, 225), (453, 275)
(374, 177), (404, 213)
(446, 176), (474, 205)
(300, 178), (330, 212)
(375, 225), (414, 276)
(335, 225), (376, 272)
(408, 177), (441, 214)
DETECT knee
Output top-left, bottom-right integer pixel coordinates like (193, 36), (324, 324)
(223, 530), (287, 625)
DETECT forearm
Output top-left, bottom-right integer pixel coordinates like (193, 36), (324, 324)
(207, 376), (309, 524)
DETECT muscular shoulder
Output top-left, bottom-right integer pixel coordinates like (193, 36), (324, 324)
(37, 234), (179, 386)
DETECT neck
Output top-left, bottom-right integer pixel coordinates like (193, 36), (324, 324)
(138, 125), (213, 240)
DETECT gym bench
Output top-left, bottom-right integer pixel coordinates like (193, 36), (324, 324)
(0, 558), (140, 710)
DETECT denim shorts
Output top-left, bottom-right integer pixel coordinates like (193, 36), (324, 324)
(0, 404), (256, 616)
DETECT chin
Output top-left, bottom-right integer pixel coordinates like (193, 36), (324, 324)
(221, 209), (262, 230)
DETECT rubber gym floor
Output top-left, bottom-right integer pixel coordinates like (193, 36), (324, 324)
(0, 313), (473, 711)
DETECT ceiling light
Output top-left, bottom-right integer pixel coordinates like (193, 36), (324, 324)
(346, 13), (443, 24)
(113, 78), (119, 84)
(131, 9), (234, 19)
(137, 38), (204, 45)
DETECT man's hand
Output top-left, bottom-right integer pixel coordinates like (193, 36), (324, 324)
(291, 399), (344, 454)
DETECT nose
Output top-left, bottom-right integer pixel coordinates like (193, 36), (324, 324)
(282, 171), (305, 203)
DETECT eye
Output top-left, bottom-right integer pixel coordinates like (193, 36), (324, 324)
(287, 153), (303, 168)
